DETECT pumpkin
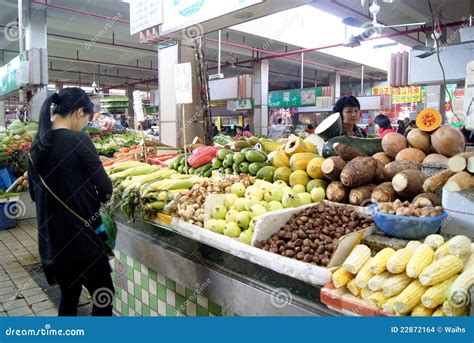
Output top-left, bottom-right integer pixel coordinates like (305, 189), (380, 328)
(289, 170), (310, 187)
(382, 132), (408, 158)
(431, 126), (466, 158)
(289, 153), (319, 171)
(407, 129), (431, 153)
(395, 148), (426, 164)
(416, 108), (442, 132)
(272, 150), (290, 168)
(307, 157), (325, 179)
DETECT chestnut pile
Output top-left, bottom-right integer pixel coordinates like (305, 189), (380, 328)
(255, 203), (374, 266)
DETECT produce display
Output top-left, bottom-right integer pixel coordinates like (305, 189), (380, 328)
(0, 121), (37, 175)
(255, 203), (374, 266)
(92, 131), (144, 157)
(376, 199), (443, 218)
(329, 234), (473, 316)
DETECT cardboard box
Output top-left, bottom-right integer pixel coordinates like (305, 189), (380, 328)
(441, 190), (474, 239)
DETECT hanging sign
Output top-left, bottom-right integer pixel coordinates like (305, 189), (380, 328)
(227, 99), (253, 111)
(161, 0), (262, 35)
(175, 63), (193, 105)
(130, 0), (163, 35)
(0, 54), (29, 98)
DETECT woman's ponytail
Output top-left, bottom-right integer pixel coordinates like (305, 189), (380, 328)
(30, 94), (56, 168)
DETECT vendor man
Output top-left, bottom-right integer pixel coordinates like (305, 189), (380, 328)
(333, 96), (366, 137)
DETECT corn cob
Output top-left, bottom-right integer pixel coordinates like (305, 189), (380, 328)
(442, 300), (467, 316)
(419, 255), (464, 286)
(355, 257), (373, 289)
(141, 178), (195, 197)
(393, 280), (427, 314)
(110, 165), (160, 181)
(383, 273), (412, 297)
(368, 271), (391, 291)
(421, 276), (457, 309)
(411, 303), (434, 316)
(434, 242), (450, 260)
(406, 240), (422, 252)
(387, 248), (413, 274)
(447, 270), (474, 307)
(382, 296), (398, 314)
(367, 291), (389, 308)
(346, 278), (361, 297)
(370, 248), (395, 275)
(106, 161), (146, 174)
(332, 267), (354, 288)
(343, 244), (371, 274)
(406, 244), (434, 278)
(447, 235), (472, 257)
(432, 306), (445, 316)
(360, 287), (374, 301)
(424, 234), (445, 250)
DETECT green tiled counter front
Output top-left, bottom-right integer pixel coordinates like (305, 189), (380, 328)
(111, 251), (230, 317)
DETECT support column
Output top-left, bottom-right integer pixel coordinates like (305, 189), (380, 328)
(158, 43), (204, 147)
(252, 60), (269, 136)
(126, 85), (135, 129)
(25, 5), (48, 121)
(329, 72), (341, 99)
(426, 85), (446, 120)
(0, 50), (4, 126)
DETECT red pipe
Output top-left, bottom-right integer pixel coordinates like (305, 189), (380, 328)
(31, 0), (130, 24)
(331, 0), (423, 44)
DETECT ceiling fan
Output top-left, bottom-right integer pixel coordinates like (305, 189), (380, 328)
(411, 17), (442, 58)
(343, 0), (425, 47)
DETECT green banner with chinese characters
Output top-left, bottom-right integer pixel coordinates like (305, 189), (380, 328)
(0, 53), (28, 97)
(268, 88), (323, 108)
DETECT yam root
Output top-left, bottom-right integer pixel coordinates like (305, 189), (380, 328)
(371, 182), (398, 203)
(340, 157), (377, 188)
(444, 172), (474, 192)
(468, 156), (474, 174)
(349, 184), (377, 206)
(413, 193), (441, 207)
(447, 152), (474, 173)
(326, 181), (349, 203)
(374, 159), (387, 183)
(392, 169), (428, 199)
(423, 170), (456, 193)
(334, 143), (367, 161)
(372, 152), (393, 166)
(321, 156), (347, 181)
(384, 160), (421, 180)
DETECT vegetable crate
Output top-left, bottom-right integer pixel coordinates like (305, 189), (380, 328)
(0, 195), (20, 230)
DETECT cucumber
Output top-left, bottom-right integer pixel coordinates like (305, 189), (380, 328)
(322, 136), (383, 158)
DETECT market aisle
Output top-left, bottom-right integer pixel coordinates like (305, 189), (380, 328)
(0, 219), (57, 316)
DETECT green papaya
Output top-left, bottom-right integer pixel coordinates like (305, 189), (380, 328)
(248, 162), (265, 176)
(246, 150), (267, 163)
(223, 154), (234, 167)
(217, 149), (233, 161)
(239, 162), (250, 173)
(256, 166), (276, 182)
(233, 152), (246, 164)
(233, 163), (241, 174)
(212, 158), (222, 169)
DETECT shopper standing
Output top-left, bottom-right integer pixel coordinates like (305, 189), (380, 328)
(396, 119), (406, 135)
(332, 96), (366, 137)
(28, 88), (114, 316)
(374, 114), (397, 137)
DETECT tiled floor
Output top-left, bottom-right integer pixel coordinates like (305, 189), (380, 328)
(0, 219), (57, 316)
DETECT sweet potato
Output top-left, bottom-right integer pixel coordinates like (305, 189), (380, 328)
(340, 157), (377, 188)
(384, 160), (421, 180)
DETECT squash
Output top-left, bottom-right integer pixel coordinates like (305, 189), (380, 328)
(322, 136), (383, 158)
(289, 170), (310, 187)
(272, 150), (290, 168)
(289, 153), (319, 171)
(304, 141), (317, 153)
(423, 154), (448, 165)
(382, 132), (408, 158)
(307, 157), (325, 179)
(407, 129), (431, 153)
(395, 148), (426, 164)
(431, 126), (466, 158)
(416, 109), (442, 132)
(285, 135), (307, 155)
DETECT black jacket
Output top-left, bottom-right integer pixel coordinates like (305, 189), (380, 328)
(28, 129), (113, 266)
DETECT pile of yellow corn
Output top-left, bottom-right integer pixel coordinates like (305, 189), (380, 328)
(332, 234), (473, 317)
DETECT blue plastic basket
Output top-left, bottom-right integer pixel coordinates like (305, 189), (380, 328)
(369, 204), (448, 240)
(0, 203), (16, 230)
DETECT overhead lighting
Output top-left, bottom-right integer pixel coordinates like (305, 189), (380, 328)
(91, 81), (98, 88)
(382, 0), (397, 3)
